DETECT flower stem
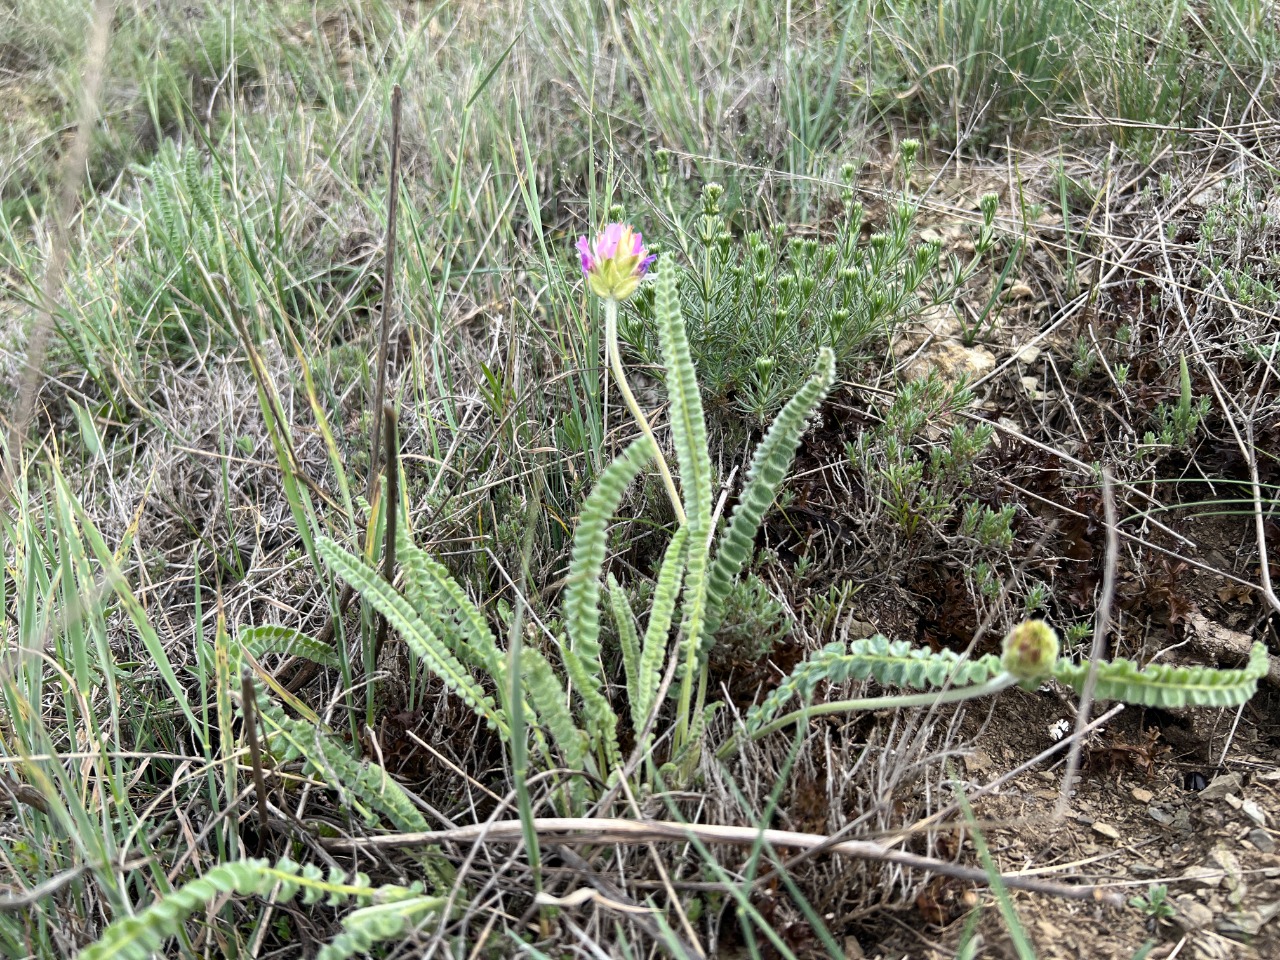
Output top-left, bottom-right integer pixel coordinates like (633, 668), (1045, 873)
(604, 299), (686, 524)
(715, 673), (1019, 761)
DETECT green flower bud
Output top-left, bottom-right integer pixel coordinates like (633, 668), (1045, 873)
(1001, 619), (1060, 684)
(702, 182), (724, 214)
(980, 192), (999, 225)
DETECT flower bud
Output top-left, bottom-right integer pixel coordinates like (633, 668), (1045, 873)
(702, 182), (724, 214)
(1001, 619), (1060, 683)
(980, 192), (999, 225)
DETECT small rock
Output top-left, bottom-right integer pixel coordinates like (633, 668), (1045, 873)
(1217, 901), (1280, 939)
(1015, 344), (1041, 364)
(1242, 799), (1267, 826)
(1007, 282), (1033, 300)
(1148, 806), (1174, 825)
(966, 747), (993, 775)
(1211, 845), (1243, 887)
(1034, 918), (1063, 942)
(1225, 793), (1243, 810)
(1130, 862), (1160, 877)
(846, 619), (878, 641)
(1173, 895), (1216, 931)
(1092, 822), (1120, 841)
(1189, 184), (1224, 209)
(1020, 375), (1040, 394)
(1201, 773), (1244, 801)
(1132, 787), (1154, 804)
(900, 341), (996, 385)
(1248, 829), (1275, 853)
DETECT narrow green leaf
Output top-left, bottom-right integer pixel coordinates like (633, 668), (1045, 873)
(1053, 643), (1269, 709)
(561, 436), (653, 768)
(706, 347), (836, 636)
(635, 526), (687, 730)
(523, 646), (590, 772)
(238, 625), (338, 668)
(398, 530), (505, 684)
(62, 474), (203, 739)
(608, 574), (641, 717)
(318, 538), (507, 736)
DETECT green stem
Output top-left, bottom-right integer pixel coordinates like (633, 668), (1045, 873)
(604, 299), (686, 524)
(715, 673), (1019, 761)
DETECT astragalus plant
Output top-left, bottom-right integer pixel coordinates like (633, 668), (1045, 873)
(321, 226), (836, 802)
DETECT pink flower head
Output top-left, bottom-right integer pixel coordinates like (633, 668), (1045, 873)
(575, 222), (656, 301)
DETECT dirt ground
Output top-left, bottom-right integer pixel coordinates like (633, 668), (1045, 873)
(719, 161), (1280, 958)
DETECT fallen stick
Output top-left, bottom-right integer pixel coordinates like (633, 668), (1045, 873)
(322, 816), (1122, 905)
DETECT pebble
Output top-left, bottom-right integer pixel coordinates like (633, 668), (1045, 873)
(1132, 787), (1154, 804)
(1248, 829), (1275, 853)
(1242, 799), (1267, 827)
(1149, 806), (1174, 825)
(1092, 821), (1120, 841)
(1015, 344), (1041, 364)
(1217, 901), (1280, 939)
(1130, 862), (1160, 877)
(1173, 896), (1215, 931)
(1201, 773), (1244, 801)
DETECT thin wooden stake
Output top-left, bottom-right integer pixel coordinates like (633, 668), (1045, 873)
(367, 84), (403, 495)
(241, 669), (272, 851)
(285, 84), (402, 694)
(372, 403), (399, 668)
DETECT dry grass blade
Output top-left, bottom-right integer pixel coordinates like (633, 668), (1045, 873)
(1056, 469), (1119, 819)
(6, 0), (115, 465)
